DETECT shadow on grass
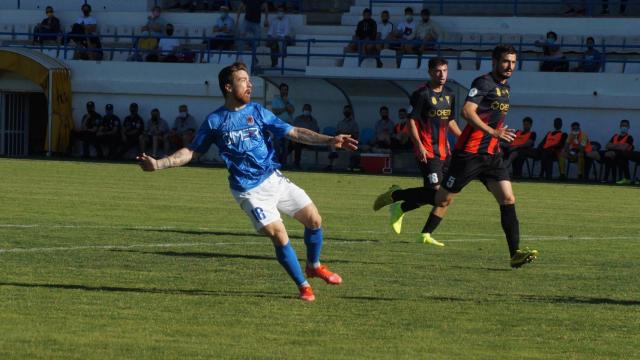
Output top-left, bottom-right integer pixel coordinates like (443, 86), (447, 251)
(111, 249), (384, 265)
(0, 281), (294, 299)
(132, 228), (378, 243)
(449, 265), (512, 272)
(518, 294), (640, 306)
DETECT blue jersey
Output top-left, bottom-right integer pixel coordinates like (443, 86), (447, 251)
(189, 102), (293, 192)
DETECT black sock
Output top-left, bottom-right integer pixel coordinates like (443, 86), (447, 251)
(500, 204), (520, 257)
(421, 213), (442, 234)
(392, 187), (436, 205)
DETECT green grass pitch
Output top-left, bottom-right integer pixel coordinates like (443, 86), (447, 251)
(0, 158), (639, 359)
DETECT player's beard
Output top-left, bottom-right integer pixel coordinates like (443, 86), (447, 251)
(233, 89), (251, 105)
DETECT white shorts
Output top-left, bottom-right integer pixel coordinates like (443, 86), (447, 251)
(231, 171), (313, 231)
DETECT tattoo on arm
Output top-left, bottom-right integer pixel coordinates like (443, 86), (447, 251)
(286, 128), (332, 146)
(156, 148), (194, 170)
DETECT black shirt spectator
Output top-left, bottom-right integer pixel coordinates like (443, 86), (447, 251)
(243, 0), (265, 23)
(34, 6), (61, 43)
(573, 37), (602, 73)
(96, 104), (122, 159)
(70, 101), (102, 158)
(536, 31), (569, 72)
(346, 8), (378, 56)
(117, 103), (145, 158)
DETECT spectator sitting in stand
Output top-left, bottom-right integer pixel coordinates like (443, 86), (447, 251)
(208, 6), (235, 50)
(371, 106), (395, 150)
(96, 103), (122, 159)
(603, 119), (634, 184)
(376, 10), (394, 52)
(271, 82), (295, 165)
(345, 8), (378, 57)
(69, 3), (102, 61)
(535, 31), (569, 72)
(142, 6), (167, 38)
(291, 103), (320, 169)
(153, 24), (181, 62)
(140, 108), (170, 158)
(502, 116), (537, 178)
(33, 6), (61, 43)
(70, 101), (102, 158)
(117, 103), (145, 159)
(266, 5), (294, 68)
(572, 37), (602, 72)
(391, 7), (417, 57)
(415, 8), (439, 54)
(559, 121), (601, 180)
(169, 104), (198, 150)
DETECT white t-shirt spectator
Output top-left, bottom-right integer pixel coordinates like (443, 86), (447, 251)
(76, 15), (97, 33)
(415, 20), (440, 41)
(213, 16), (235, 37)
(146, 118), (169, 136)
(397, 20), (416, 40)
(158, 37), (181, 53)
(173, 115), (198, 134)
(268, 16), (291, 38)
(378, 21), (394, 39)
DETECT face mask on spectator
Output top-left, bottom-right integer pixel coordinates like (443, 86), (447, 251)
(106, 110), (113, 116)
(152, 114), (159, 120)
(405, 15), (413, 22)
(343, 110), (352, 117)
(547, 37), (556, 44)
(179, 111), (188, 118)
(221, 11), (229, 19)
(277, 11), (285, 19)
(571, 129), (579, 135)
(620, 127), (629, 134)
(382, 18), (388, 24)
(303, 110), (311, 116)
(422, 16), (429, 22)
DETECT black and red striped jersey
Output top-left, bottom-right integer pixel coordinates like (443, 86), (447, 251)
(409, 84), (456, 160)
(456, 73), (510, 155)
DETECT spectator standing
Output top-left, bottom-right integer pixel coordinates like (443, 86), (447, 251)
(118, 103), (145, 158)
(603, 119), (634, 184)
(537, 117), (567, 180)
(169, 105), (198, 149)
(415, 8), (440, 53)
(237, 0), (269, 52)
(33, 6), (61, 43)
(209, 6), (235, 50)
(327, 105), (360, 171)
(142, 6), (167, 38)
(271, 83), (295, 165)
(371, 106), (395, 149)
(96, 104), (121, 159)
(536, 31), (569, 72)
(266, 5), (294, 68)
(140, 108), (170, 158)
(573, 37), (602, 72)
(291, 104), (320, 169)
(346, 8), (377, 56)
(559, 121), (601, 180)
(70, 101), (102, 158)
(376, 10), (394, 51)
(503, 117), (536, 178)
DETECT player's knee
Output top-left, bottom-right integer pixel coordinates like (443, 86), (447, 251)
(502, 194), (516, 205)
(307, 214), (322, 229)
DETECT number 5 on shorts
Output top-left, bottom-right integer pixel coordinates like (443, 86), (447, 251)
(446, 176), (456, 188)
(252, 207), (266, 221)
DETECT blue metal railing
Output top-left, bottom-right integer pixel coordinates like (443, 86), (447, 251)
(2, 31), (639, 74)
(366, 0), (627, 17)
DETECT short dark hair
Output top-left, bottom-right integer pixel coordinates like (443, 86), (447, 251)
(303, 103), (312, 110)
(571, 121), (580, 127)
(492, 44), (517, 60)
(621, 119), (630, 126)
(586, 36), (595, 43)
(523, 116), (533, 124)
(46, 6), (54, 12)
(81, 3), (91, 11)
(428, 57), (448, 70)
(381, 10), (389, 15)
(151, 108), (160, 114)
(363, 8), (372, 14)
(218, 62), (249, 96)
(279, 82), (289, 90)
(179, 104), (188, 109)
(129, 102), (138, 109)
(546, 31), (558, 40)
(404, 7), (413, 14)
(421, 8), (431, 16)
(379, 106), (388, 112)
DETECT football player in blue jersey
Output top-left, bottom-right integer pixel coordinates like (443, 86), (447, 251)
(137, 62), (358, 301)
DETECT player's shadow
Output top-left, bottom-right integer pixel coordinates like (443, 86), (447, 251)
(0, 281), (294, 300)
(111, 249), (379, 265)
(132, 228), (378, 243)
(449, 265), (511, 272)
(518, 294), (640, 306)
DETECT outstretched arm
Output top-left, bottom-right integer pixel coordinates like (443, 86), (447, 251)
(286, 127), (358, 151)
(137, 147), (195, 171)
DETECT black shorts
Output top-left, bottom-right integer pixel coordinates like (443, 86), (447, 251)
(419, 157), (450, 189)
(442, 152), (510, 193)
